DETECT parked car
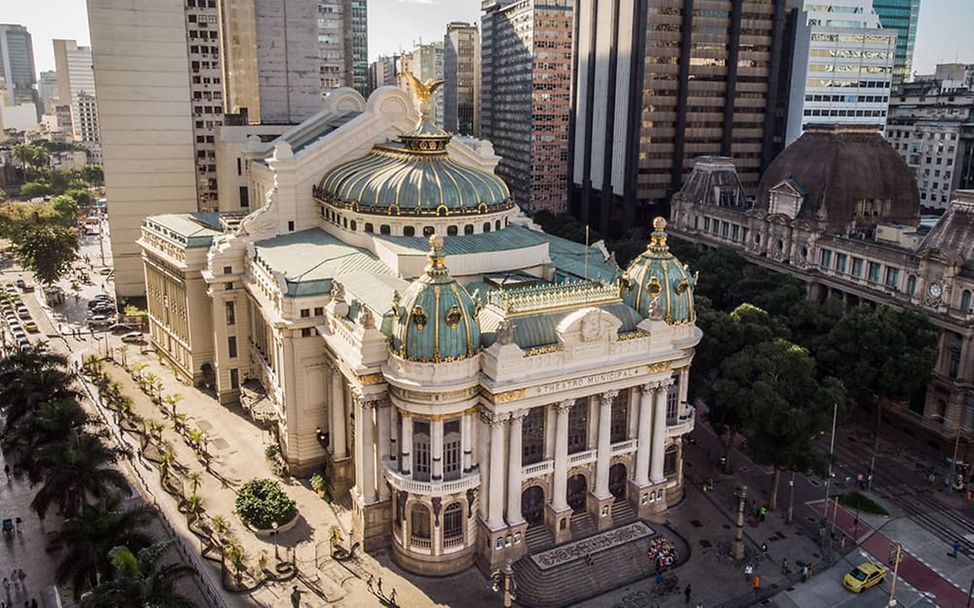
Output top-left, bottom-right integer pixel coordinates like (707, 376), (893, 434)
(120, 332), (146, 345)
(24, 320), (38, 333)
(88, 299), (112, 310)
(16, 308), (30, 320)
(17, 337), (30, 349)
(15, 278), (25, 289)
(110, 323), (138, 334)
(88, 315), (111, 325)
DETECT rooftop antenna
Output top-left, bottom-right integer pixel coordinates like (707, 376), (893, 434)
(584, 225), (590, 280)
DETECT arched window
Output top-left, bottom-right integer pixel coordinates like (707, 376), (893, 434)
(663, 444), (678, 477)
(342, 217), (348, 228)
(443, 420), (461, 481)
(411, 504), (431, 540)
(962, 289), (972, 314)
(906, 274), (916, 295)
(380, 225), (391, 235)
(423, 226), (435, 237)
(443, 503), (463, 544)
(464, 224), (474, 235)
(483, 222), (491, 233)
(447, 225), (458, 236)
(495, 220), (501, 230)
(403, 226), (415, 237)
(350, 220), (357, 231)
(413, 421), (430, 481)
(365, 223), (374, 233)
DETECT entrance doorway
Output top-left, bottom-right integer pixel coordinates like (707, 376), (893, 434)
(567, 474), (587, 512)
(609, 463), (627, 501)
(521, 485), (545, 526)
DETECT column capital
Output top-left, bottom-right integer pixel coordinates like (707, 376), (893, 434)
(599, 389), (619, 406)
(353, 393), (388, 410)
(479, 406), (509, 426)
(556, 399), (575, 414)
(509, 408), (529, 423)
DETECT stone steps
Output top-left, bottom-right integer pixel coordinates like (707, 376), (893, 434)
(525, 523), (554, 552)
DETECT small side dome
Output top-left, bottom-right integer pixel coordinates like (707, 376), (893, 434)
(390, 235), (481, 362)
(621, 217), (697, 325)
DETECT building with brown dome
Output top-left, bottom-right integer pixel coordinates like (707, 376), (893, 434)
(670, 123), (974, 456)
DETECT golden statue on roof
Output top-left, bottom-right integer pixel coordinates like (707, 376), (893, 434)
(401, 69), (445, 120)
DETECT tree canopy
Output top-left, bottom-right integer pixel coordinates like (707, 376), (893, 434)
(12, 223), (80, 286)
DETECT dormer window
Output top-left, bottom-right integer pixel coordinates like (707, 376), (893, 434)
(768, 180), (804, 219)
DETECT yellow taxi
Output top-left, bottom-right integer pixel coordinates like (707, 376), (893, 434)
(843, 561), (888, 593)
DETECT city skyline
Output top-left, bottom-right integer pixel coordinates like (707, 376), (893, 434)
(10, 0), (967, 80)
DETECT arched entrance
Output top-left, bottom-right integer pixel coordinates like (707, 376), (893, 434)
(521, 485), (545, 526)
(609, 463), (627, 501)
(567, 474), (587, 512)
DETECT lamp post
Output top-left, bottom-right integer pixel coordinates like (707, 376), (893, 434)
(888, 543), (902, 607)
(490, 559), (517, 608)
(786, 471), (796, 524)
(823, 402), (838, 558)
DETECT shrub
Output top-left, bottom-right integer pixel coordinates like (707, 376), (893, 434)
(235, 479), (296, 530)
(837, 491), (889, 516)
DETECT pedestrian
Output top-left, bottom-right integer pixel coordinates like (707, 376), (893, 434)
(744, 563), (753, 579)
(13, 518), (21, 535)
(377, 577), (383, 595)
(289, 585), (301, 608)
(856, 473), (864, 489)
(684, 584), (692, 604)
(752, 575), (760, 593)
(761, 542), (768, 555)
(366, 574), (374, 592)
(952, 539), (962, 558)
(2, 577), (9, 594)
(759, 505), (768, 522)
(9, 571), (17, 592)
(656, 571), (664, 593)
(801, 564), (809, 582)
(781, 558), (789, 574)
(3, 464), (9, 479)
(30, 597), (37, 608)
(389, 589), (398, 606)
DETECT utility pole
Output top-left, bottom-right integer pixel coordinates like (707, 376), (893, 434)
(888, 543), (902, 607)
(732, 485), (747, 560)
(786, 471), (796, 524)
(823, 402), (838, 558)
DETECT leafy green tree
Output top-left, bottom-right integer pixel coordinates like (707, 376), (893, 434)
(31, 431), (131, 518)
(1, 397), (90, 483)
(51, 496), (157, 597)
(719, 339), (847, 510)
(65, 187), (93, 207)
(79, 540), (197, 608)
(51, 193), (81, 224)
(817, 306), (938, 450)
(783, 297), (845, 355)
(19, 179), (54, 199)
(12, 223), (79, 286)
(235, 478), (297, 529)
(0, 346), (78, 432)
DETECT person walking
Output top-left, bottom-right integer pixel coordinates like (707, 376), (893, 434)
(951, 539), (962, 558)
(744, 563), (753, 580)
(655, 571), (664, 593)
(289, 585), (301, 608)
(801, 564), (809, 581)
(684, 584), (692, 604)
(752, 575), (760, 593)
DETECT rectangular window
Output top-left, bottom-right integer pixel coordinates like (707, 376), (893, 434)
(885, 267), (900, 289)
(610, 390), (629, 443)
(666, 385), (679, 423)
(835, 253), (847, 273)
(567, 399), (588, 454)
(225, 301), (235, 325)
(522, 407), (545, 465)
(301, 328), (313, 337)
(851, 258), (863, 278)
(413, 421), (431, 481)
(820, 249), (832, 268)
(223, 265), (232, 275)
(732, 225), (740, 241)
(867, 262), (881, 283)
(227, 336), (238, 358)
(443, 420), (461, 481)
(314, 307), (324, 316)
(300, 309), (310, 318)
(230, 368), (239, 389)
(703, 217), (711, 231)
(239, 186), (249, 208)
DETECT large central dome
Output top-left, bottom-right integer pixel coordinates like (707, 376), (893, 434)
(316, 87), (512, 217)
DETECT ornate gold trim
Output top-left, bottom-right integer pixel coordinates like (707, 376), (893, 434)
(647, 361), (671, 374)
(490, 389), (525, 404)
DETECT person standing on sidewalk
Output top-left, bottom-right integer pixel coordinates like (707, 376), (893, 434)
(684, 584), (692, 604)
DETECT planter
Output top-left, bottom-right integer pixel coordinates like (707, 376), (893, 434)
(247, 512), (299, 537)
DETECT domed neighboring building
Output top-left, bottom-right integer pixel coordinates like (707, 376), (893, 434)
(669, 122), (974, 459)
(137, 80), (701, 594)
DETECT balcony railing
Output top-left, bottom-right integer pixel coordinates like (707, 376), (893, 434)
(568, 449), (597, 466)
(443, 535), (465, 551)
(522, 459), (554, 478)
(384, 463), (479, 496)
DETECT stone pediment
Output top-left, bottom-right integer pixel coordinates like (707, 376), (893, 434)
(556, 307), (623, 348)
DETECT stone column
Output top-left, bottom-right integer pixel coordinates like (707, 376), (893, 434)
(389, 405), (399, 471)
(678, 367), (690, 416)
(330, 369), (347, 459)
(551, 400), (573, 512)
(461, 410), (473, 473)
(486, 412), (507, 529)
(594, 390), (617, 499)
(377, 399), (391, 501)
(507, 409), (527, 525)
(356, 396), (377, 503)
(650, 380), (673, 483)
(634, 384), (654, 487)
(431, 415), (444, 481)
(400, 412), (413, 476)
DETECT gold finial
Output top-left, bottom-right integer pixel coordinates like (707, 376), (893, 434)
(653, 217), (667, 231)
(402, 69), (445, 119)
(427, 233), (446, 270)
(647, 216), (669, 252)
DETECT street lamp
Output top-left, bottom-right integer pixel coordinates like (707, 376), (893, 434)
(888, 543), (902, 607)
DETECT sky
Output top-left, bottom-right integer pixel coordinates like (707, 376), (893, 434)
(2, 0), (971, 77)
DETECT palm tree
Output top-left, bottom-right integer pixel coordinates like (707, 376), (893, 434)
(224, 539), (247, 586)
(131, 362), (148, 382)
(1, 397), (89, 484)
(142, 372), (160, 397)
(173, 413), (188, 434)
(163, 393), (183, 418)
(51, 496), (157, 598)
(32, 431), (131, 518)
(187, 428), (205, 453)
(116, 345), (129, 368)
(83, 353), (103, 374)
(186, 494), (203, 522)
(0, 365), (79, 433)
(186, 471), (203, 496)
(158, 448), (176, 482)
(79, 540), (197, 608)
(209, 515), (231, 542)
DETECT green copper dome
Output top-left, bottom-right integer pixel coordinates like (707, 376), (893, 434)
(621, 217), (697, 325)
(315, 112), (512, 217)
(390, 235), (481, 362)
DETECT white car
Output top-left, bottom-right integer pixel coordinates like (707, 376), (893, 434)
(87, 315), (112, 326)
(120, 332), (146, 344)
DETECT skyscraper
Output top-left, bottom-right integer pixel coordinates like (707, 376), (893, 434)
(444, 21), (480, 136)
(785, 0), (896, 144)
(368, 54), (399, 92)
(400, 42), (444, 128)
(349, 0), (368, 95)
(37, 70), (57, 114)
(481, 0), (573, 213)
(872, 0), (921, 86)
(316, 0), (368, 96)
(53, 39), (102, 162)
(569, 1), (794, 236)
(0, 24), (37, 108)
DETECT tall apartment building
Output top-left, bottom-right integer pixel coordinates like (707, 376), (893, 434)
(444, 22), (480, 136)
(481, 0), (573, 213)
(37, 71), (57, 115)
(317, 0), (368, 95)
(53, 40), (102, 163)
(0, 25), (37, 108)
(569, 0), (794, 236)
(872, 0), (921, 86)
(914, 63), (974, 93)
(786, 0), (896, 144)
(368, 54), (399, 93)
(886, 78), (974, 211)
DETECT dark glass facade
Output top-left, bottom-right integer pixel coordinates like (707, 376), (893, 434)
(872, 0), (921, 86)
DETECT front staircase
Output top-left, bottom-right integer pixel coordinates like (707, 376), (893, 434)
(512, 500), (666, 608)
